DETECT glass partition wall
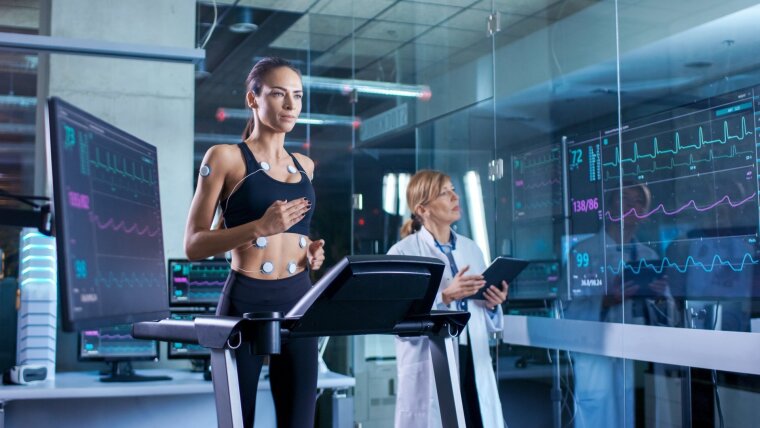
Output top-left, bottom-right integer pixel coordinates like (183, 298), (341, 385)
(333, 0), (760, 427)
(5, 1), (758, 427)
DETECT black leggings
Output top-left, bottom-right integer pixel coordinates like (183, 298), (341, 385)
(217, 270), (318, 428)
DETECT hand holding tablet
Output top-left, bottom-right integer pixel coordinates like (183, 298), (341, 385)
(467, 257), (530, 300)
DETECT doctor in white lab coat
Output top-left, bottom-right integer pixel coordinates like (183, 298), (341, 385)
(388, 170), (508, 428)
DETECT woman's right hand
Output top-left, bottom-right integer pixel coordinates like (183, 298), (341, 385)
(256, 198), (311, 237)
(441, 265), (486, 306)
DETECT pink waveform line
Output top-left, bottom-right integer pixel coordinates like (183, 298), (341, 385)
(606, 194), (755, 222)
(188, 280), (225, 286)
(89, 213), (161, 237)
(173, 277), (188, 283)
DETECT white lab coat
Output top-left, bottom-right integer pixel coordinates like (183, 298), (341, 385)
(388, 226), (506, 428)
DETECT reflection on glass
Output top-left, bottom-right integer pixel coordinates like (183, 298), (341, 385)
(382, 173), (398, 215)
(464, 170), (491, 264)
(563, 84), (760, 332)
(398, 173), (411, 217)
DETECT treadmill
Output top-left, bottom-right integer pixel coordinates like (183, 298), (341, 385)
(133, 255), (470, 428)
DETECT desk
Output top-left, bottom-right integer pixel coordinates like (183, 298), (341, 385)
(0, 369), (354, 428)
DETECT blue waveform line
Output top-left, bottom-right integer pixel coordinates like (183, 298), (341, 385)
(608, 253), (758, 275)
(517, 198), (563, 210)
(96, 271), (164, 288)
(603, 117), (752, 167)
(98, 345), (154, 352)
(187, 291), (222, 298)
(604, 146), (753, 180)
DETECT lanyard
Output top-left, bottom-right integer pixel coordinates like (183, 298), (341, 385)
(434, 235), (467, 310)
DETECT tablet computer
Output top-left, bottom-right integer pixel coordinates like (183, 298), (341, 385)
(625, 264), (665, 298)
(467, 257), (530, 300)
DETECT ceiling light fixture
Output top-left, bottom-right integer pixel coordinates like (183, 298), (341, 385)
(229, 8), (258, 34)
(302, 76), (432, 100)
(195, 59), (211, 80)
(215, 108), (360, 128)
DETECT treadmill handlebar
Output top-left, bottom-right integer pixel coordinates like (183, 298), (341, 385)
(132, 316), (246, 349)
(133, 310), (471, 349)
(394, 310), (470, 338)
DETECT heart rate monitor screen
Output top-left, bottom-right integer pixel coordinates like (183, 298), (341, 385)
(48, 97), (169, 331)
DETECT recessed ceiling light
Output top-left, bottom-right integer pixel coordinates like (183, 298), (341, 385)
(229, 22), (258, 33)
(229, 8), (258, 34)
(195, 59), (211, 80)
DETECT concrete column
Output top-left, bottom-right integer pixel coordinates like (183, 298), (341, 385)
(36, 0), (195, 259)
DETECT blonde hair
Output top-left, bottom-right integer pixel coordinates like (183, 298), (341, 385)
(399, 170), (450, 238)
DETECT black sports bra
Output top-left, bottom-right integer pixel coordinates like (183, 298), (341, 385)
(220, 142), (314, 236)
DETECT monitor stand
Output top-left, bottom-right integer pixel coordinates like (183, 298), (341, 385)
(190, 358), (212, 381)
(99, 361), (172, 383)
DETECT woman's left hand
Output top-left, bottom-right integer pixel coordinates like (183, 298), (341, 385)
(483, 280), (509, 310)
(307, 239), (326, 270)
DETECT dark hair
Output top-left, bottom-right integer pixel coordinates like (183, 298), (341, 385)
(242, 57), (302, 140)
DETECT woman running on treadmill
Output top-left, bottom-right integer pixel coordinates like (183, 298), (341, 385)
(184, 56), (325, 428)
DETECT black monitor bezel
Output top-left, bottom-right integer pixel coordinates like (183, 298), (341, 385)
(167, 258), (228, 306)
(47, 97), (169, 332)
(77, 325), (160, 363)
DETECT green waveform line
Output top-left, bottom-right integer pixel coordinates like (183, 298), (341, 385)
(515, 149), (561, 172)
(91, 147), (155, 184)
(603, 117), (752, 167)
(604, 146), (753, 180)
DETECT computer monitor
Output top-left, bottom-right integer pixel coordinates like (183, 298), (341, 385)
(168, 259), (228, 306)
(508, 260), (560, 301)
(79, 323), (169, 382)
(167, 308), (213, 359)
(47, 97), (169, 331)
(80, 324), (158, 360)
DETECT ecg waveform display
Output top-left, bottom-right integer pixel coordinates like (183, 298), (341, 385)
(510, 146), (564, 299)
(512, 146), (562, 220)
(508, 261), (560, 300)
(169, 259), (229, 305)
(80, 324), (158, 359)
(602, 109), (754, 185)
(49, 97), (168, 330)
(168, 310), (212, 358)
(565, 86), (760, 299)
